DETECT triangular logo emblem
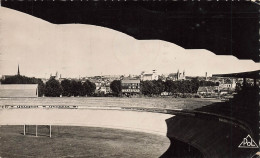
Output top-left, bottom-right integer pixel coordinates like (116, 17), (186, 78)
(238, 135), (259, 148)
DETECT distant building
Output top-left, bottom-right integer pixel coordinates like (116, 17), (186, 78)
(219, 83), (234, 89)
(99, 86), (106, 94)
(94, 81), (112, 94)
(158, 74), (168, 81)
(167, 70), (186, 81)
(98, 82), (112, 94)
(121, 79), (140, 95)
(176, 70), (186, 80)
(40, 78), (48, 84)
(102, 75), (121, 81)
(50, 72), (59, 80)
(1, 75), (14, 80)
(94, 82), (102, 90)
(59, 78), (67, 83)
(98, 85), (112, 94)
(141, 70), (158, 81)
(57, 74), (66, 83)
(0, 84), (38, 98)
(105, 86), (112, 94)
(168, 73), (178, 81)
(219, 78), (236, 89)
(197, 86), (219, 95)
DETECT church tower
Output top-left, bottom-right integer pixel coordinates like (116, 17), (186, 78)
(177, 69), (179, 80)
(17, 64), (20, 76)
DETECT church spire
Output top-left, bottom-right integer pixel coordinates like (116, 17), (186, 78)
(17, 64), (20, 76)
(177, 69), (179, 80)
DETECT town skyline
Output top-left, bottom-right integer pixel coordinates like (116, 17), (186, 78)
(1, 7), (259, 78)
(0, 64), (205, 80)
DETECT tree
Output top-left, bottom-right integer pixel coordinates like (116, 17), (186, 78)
(77, 81), (85, 96)
(45, 77), (62, 97)
(140, 81), (154, 96)
(235, 82), (242, 92)
(82, 80), (96, 96)
(153, 79), (165, 95)
(199, 80), (217, 87)
(110, 80), (122, 96)
(190, 78), (200, 93)
(164, 80), (174, 93)
(164, 80), (179, 94)
(61, 79), (72, 96)
(173, 81), (182, 93)
(70, 80), (83, 96)
(141, 80), (165, 95)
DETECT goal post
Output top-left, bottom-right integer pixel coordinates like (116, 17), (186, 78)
(23, 125), (52, 137)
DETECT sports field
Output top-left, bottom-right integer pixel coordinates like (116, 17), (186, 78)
(0, 125), (170, 158)
(0, 97), (220, 110)
(0, 97), (219, 157)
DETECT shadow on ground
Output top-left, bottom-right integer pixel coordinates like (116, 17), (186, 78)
(161, 86), (259, 158)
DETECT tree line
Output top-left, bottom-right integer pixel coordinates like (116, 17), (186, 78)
(1, 75), (217, 97)
(43, 77), (96, 97)
(1, 75), (96, 97)
(110, 78), (218, 96)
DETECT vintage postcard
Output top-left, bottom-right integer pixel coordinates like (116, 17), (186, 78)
(0, 1), (259, 158)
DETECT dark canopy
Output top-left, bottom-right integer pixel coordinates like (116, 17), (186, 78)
(213, 70), (260, 79)
(2, 1), (259, 62)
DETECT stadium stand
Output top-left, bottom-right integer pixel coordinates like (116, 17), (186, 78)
(0, 84), (38, 98)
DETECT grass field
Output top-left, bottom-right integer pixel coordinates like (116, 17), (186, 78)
(0, 97), (220, 110)
(0, 125), (170, 158)
(0, 98), (219, 157)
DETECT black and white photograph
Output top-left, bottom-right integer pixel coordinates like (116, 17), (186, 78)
(0, 1), (259, 158)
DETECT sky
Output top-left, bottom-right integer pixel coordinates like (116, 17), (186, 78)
(0, 7), (259, 78)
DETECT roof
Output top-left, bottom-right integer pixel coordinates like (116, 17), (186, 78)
(1, 75), (14, 79)
(5, 2), (259, 62)
(121, 79), (140, 84)
(0, 84), (38, 89)
(213, 70), (259, 79)
(2, 75), (14, 77)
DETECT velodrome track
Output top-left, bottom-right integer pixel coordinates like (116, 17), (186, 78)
(0, 108), (173, 136)
(0, 105), (258, 157)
